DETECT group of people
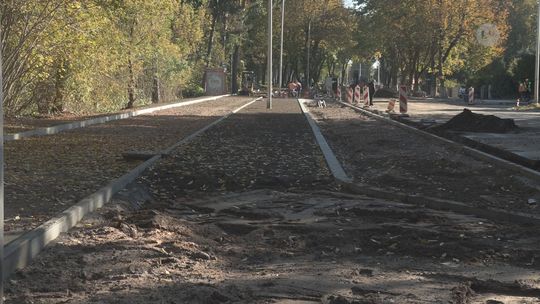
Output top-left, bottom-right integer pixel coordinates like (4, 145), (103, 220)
(287, 78), (377, 105)
(518, 78), (532, 103)
(287, 80), (302, 97)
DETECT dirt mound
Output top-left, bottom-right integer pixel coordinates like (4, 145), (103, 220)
(432, 108), (518, 133)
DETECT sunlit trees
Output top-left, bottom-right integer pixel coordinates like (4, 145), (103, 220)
(0, 0), (207, 115)
(356, 0), (509, 96)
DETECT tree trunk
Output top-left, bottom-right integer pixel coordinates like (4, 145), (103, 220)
(413, 72), (420, 92)
(51, 59), (67, 113)
(205, 12), (218, 68)
(231, 44), (239, 94)
(126, 55), (136, 109)
(341, 62), (346, 85)
(152, 75), (160, 103)
(438, 47), (447, 98)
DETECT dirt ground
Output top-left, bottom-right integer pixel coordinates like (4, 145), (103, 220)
(4, 96), (253, 237)
(309, 101), (540, 213)
(4, 97), (214, 134)
(6, 99), (540, 303)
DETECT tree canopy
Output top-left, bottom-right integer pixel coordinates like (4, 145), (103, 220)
(0, 0), (537, 115)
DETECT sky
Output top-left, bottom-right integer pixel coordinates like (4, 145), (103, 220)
(344, 0), (355, 8)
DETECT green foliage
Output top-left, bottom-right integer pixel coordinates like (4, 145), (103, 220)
(460, 1), (537, 97)
(355, 0), (509, 94)
(1, 0), (208, 115)
(183, 85), (205, 98)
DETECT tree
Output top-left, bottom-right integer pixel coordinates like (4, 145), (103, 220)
(355, 0), (509, 96)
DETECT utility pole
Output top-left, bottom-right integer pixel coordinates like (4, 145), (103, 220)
(279, 0), (285, 91)
(267, 0), (273, 109)
(534, 3), (540, 104)
(0, 24), (5, 304)
(378, 61), (381, 85)
(306, 19), (311, 95)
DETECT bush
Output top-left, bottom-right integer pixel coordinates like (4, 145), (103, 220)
(182, 85), (205, 98)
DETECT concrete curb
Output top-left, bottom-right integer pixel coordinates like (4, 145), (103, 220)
(6, 95), (230, 141)
(338, 101), (540, 186)
(3, 97), (261, 279)
(300, 99), (540, 227)
(297, 99), (352, 182)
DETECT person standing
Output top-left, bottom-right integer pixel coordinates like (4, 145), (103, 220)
(368, 81), (376, 106)
(288, 81), (297, 97)
(295, 80), (302, 97)
(518, 81), (526, 102)
(525, 78), (532, 102)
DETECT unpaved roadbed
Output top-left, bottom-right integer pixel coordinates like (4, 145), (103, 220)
(309, 101), (540, 213)
(6, 99), (540, 303)
(5, 97), (252, 235)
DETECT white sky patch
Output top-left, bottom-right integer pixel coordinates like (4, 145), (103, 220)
(344, 0), (355, 8)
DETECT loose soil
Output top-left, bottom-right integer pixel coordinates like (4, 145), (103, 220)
(5, 97), (253, 236)
(309, 101), (540, 213)
(431, 108), (518, 133)
(4, 97), (214, 134)
(6, 100), (540, 303)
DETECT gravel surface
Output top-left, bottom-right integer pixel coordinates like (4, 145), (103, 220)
(309, 101), (540, 213)
(5, 96), (253, 236)
(6, 99), (540, 303)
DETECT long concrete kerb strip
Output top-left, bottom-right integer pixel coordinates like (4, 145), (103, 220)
(297, 99), (352, 183)
(338, 101), (540, 186)
(6, 95), (230, 141)
(2, 97), (261, 280)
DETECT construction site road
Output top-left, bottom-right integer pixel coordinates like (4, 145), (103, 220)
(5, 99), (540, 303)
(4, 96), (252, 240)
(371, 97), (540, 163)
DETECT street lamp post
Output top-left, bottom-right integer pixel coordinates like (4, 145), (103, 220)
(267, 0), (273, 109)
(279, 0), (285, 92)
(534, 3), (540, 104)
(0, 25), (5, 304)
(306, 19), (311, 95)
(377, 60), (381, 85)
